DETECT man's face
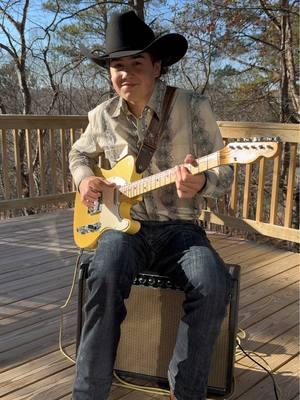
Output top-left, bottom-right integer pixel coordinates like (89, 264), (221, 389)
(109, 52), (161, 115)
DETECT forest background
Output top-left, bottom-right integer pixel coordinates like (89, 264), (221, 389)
(0, 0), (299, 237)
(0, 0), (299, 123)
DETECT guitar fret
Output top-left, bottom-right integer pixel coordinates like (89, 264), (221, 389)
(120, 153), (219, 198)
(121, 153), (220, 198)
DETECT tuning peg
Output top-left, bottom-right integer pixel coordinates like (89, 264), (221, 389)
(262, 136), (281, 142)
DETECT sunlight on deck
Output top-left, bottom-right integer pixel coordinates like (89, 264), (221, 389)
(0, 209), (299, 400)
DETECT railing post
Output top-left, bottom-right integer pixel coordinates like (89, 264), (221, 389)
(284, 143), (297, 228)
(13, 129), (22, 198)
(0, 128), (10, 200)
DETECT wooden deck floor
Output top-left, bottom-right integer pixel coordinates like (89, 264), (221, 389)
(0, 209), (299, 400)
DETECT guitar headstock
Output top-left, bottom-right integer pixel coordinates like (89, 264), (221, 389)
(220, 137), (281, 165)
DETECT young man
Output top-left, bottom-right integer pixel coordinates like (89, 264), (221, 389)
(69, 10), (233, 400)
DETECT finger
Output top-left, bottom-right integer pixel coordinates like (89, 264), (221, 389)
(175, 166), (185, 190)
(88, 178), (115, 193)
(82, 198), (93, 207)
(176, 169), (193, 192)
(89, 185), (101, 194)
(176, 187), (193, 199)
(176, 175), (204, 196)
(83, 195), (101, 207)
(184, 154), (194, 164)
(89, 180), (103, 192)
(88, 191), (101, 201)
(183, 154), (198, 167)
(175, 165), (182, 181)
(87, 186), (102, 197)
(180, 181), (201, 192)
(97, 177), (116, 187)
(176, 166), (194, 186)
(177, 181), (200, 196)
(81, 190), (100, 203)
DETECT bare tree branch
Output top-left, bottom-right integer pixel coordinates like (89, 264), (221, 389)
(259, 0), (282, 30)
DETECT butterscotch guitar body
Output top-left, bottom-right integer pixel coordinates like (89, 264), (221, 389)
(73, 156), (142, 249)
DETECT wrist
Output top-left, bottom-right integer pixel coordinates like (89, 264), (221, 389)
(198, 172), (208, 193)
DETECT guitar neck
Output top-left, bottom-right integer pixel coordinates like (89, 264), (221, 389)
(120, 151), (220, 198)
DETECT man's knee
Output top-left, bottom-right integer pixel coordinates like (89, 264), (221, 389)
(88, 230), (138, 293)
(184, 246), (230, 299)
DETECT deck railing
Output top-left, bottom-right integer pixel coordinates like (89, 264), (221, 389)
(0, 115), (299, 243)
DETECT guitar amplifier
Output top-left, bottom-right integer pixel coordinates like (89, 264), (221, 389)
(77, 262), (240, 399)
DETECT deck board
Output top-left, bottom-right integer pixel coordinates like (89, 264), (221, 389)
(0, 209), (299, 399)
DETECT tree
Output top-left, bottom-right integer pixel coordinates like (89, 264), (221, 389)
(209, 0), (299, 122)
(0, 0), (149, 211)
(167, 0), (299, 122)
(0, 62), (22, 114)
(0, 0), (32, 114)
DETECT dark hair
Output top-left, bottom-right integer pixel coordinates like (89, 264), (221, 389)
(107, 52), (169, 77)
(149, 52), (169, 76)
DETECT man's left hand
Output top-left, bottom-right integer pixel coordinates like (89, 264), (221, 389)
(175, 154), (206, 199)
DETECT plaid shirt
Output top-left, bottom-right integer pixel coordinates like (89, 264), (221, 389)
(69, 80), (233, 221)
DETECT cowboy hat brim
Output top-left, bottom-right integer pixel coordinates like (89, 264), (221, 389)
(80, 33), (188, 68)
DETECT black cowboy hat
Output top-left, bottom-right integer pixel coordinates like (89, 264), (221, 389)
(81, 11), (188, 68)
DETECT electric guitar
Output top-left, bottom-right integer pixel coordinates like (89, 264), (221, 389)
(73, 137), (280, 249)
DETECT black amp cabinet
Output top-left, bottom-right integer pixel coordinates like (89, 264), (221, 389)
(77, 261), (240, 399)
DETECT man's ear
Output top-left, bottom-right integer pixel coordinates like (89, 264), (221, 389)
(154, 60), (162, 78)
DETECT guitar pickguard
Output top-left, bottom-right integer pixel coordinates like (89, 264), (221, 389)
(73, 155), (141, 249)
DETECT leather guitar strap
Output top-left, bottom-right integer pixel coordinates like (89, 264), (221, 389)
(135, 86), (176, 174)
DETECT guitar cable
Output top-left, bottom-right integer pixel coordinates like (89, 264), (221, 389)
(59, 248), (83, 364)
(228, 328), (282, 400)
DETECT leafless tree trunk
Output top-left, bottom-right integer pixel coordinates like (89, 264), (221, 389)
(0, 0), (32, 114)
(0, 98), (7, 114)
(260, 0), (299, 122)
(128, 0), (145, 20)
(282, 1), (299, 121)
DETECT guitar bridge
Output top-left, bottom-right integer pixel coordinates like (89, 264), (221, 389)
(77, 222), (102, 235)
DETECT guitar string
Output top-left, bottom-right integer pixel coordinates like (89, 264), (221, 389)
(120, 152), (218, 198)
(118, 141), (277, 199)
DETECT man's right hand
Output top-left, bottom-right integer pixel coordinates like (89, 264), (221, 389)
(79, 176), (116, 207)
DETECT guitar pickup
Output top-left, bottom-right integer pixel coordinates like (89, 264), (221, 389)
(88, 195), (103, 215)
(77, 222), (102, 235)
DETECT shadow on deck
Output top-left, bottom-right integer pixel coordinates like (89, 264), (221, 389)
(0, 210), (299, 400)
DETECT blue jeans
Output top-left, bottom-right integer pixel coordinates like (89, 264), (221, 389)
(73, 221), (231, 400)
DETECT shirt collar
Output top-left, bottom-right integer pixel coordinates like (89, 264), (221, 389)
(111, 79), (167, 120)
(112, 96), (128, 118)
